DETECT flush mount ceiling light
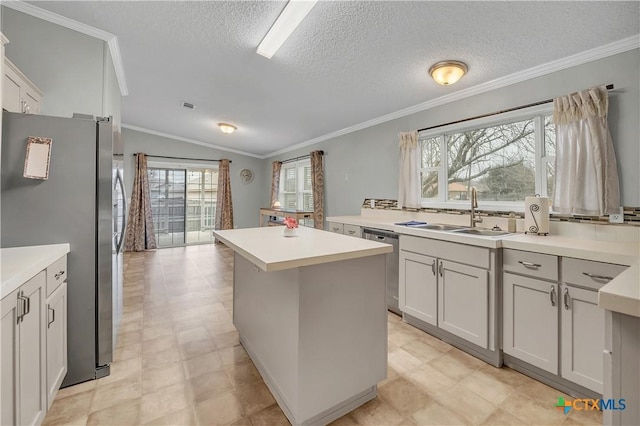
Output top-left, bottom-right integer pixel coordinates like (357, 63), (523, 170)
(218, 123), (237, 134)
(429, 61), (468, 86)
(257, 0), (318, 59)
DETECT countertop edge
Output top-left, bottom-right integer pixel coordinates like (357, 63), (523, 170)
(598, 262), (640, 317)
(1, 243), (70, 299)
(327, 215), (638, 265)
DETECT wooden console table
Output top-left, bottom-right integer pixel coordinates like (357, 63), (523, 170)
(259, 208), (314, 227)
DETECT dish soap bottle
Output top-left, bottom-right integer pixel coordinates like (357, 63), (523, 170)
(508, 212), (517, 233)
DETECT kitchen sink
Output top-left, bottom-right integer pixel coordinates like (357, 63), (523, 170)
(452, 228), (512, 236)
(409, 223), (467, 231)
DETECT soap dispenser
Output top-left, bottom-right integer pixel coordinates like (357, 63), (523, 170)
(508, 212), (517, 233)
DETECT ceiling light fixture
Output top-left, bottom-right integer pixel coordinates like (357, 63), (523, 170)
(218, 123), (237, 134)
(257, 0), (318, 59)
(429, 61), (468, 86)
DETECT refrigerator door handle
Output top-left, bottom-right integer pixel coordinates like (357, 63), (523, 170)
(116, 169), (127, 253)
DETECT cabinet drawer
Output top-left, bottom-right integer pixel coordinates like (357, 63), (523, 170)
(400, 235), (489, 270)
(327, 222), (344, 234)
(46, 256), (67, 297)
(343, 224), (361, 238)
(503, 249), (558, 282)
(562, 258), (627, 291)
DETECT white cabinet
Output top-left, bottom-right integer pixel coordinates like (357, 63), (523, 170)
(560, 258), (626, 394)
(343, 224), (361, 238)
(503, 250), (627, 394)
(46, 282), (67, 409)
(503, 272), (559, 374)
(3, 58), (43, 114)
(326, 222), (361, 238)
(560, 285), (603, 392)
(438, 260), (488, 348)
(399, 251), (437, 325)
(327, 222), (343, 234)
(399, 235), (495, 355)
(0, 254), (68, 425)
(0, 272), (47, 426)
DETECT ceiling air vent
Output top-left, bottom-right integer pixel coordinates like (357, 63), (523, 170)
(181, 101), (195, 110)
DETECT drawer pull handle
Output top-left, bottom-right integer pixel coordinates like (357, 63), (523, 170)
(582, 272), (613, 281)
(431, 261), (436, 276)
(563, 288), (570, 310)
(518, 261), (541, 269)
(549, 286), (556, 307)
(48, 306), (56, 328)
(332, 228), (340, 232)
(438, 261), (444, 277)
(55, 270), (65, 279)
(17, 292), (27, 324)
(348, 230), (356, 235)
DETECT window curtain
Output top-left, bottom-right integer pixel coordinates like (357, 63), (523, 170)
(398, 131), (420, 209)
(310, 150), (325, 229)
(214, 159), (234, 243)
(270, 161), (282, 207)
(552, 86), (620, 215)
(124, 153), (157, 252)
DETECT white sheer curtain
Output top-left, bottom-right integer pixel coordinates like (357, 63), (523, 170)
(552, 86), (620, 216)
(398, 131), (420, 209)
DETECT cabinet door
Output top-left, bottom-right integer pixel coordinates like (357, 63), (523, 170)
(503, 272), (558, 374)
(561, 285), (604, 393)
(18, 272), (47, 426)
(3, 66), (22, 113)
(1, 289), (20, 426)
(399, 251), (437, 325)
(46, 282), (68, 408)
(438, 260), (488, 348)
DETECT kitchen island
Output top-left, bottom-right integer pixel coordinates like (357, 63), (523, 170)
(213, 226), (392, 426)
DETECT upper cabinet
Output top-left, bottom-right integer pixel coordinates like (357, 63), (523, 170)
(3, 57), (43, 114)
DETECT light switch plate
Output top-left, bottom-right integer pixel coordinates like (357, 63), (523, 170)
(609, 207), (624, 223)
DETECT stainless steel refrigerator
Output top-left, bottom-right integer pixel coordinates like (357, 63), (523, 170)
(1, 112), (125, 386)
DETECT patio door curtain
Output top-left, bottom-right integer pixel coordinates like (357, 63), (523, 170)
(270, 161), (282, 207)
(214, 159), (234, 242)
(124, 153), (157, 251)
(398, 131), (420, 209)
(552, 86), (620, 215)
(310, 151), (325, 229)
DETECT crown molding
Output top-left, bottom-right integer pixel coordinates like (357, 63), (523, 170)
(3, 0), (129, 96)
(121, 124), (264, 159)
(264, 35), (640, 159)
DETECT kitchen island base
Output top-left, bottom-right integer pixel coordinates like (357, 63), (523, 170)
(233, 253), (387, 426)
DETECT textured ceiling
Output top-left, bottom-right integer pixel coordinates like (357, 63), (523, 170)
(21, 1), (640, 156)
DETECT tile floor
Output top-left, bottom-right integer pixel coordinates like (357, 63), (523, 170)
(43, 244), (601, 425)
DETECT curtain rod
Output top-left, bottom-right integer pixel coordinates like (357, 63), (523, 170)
(281, 150), (324, 164)
(418, 84), (614, 133)
(133, 153), (231, 163)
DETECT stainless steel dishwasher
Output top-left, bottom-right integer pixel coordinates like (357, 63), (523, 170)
(363, 228), (400, 315)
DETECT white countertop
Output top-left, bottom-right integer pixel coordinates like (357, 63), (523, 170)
(327, 215), (639, 265)
(599, 262), (640, 317)
(1, 244), (70, 299)
(213, 226), (392, 272)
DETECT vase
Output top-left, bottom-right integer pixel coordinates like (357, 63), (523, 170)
(283, 227), (296, 237)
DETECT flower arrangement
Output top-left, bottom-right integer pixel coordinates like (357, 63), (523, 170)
(283, 217), (299, 229)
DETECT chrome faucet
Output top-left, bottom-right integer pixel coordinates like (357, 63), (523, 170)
(470, 187), (483, 228)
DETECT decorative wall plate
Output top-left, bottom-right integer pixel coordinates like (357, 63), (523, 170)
(239, 168), (254, 184)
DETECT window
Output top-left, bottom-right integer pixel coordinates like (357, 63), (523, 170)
(419, 105), (555, 208)
(279, 159), (313, 211)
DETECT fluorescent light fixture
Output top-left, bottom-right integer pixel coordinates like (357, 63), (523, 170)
(257, 0), (318, 59)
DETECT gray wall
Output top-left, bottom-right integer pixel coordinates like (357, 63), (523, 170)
(122, 128), (265, 229)
(1, 7), (110, 120)
(263, 49), (640, 217)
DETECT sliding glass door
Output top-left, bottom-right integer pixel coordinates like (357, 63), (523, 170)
(148, 167), (218, 247)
